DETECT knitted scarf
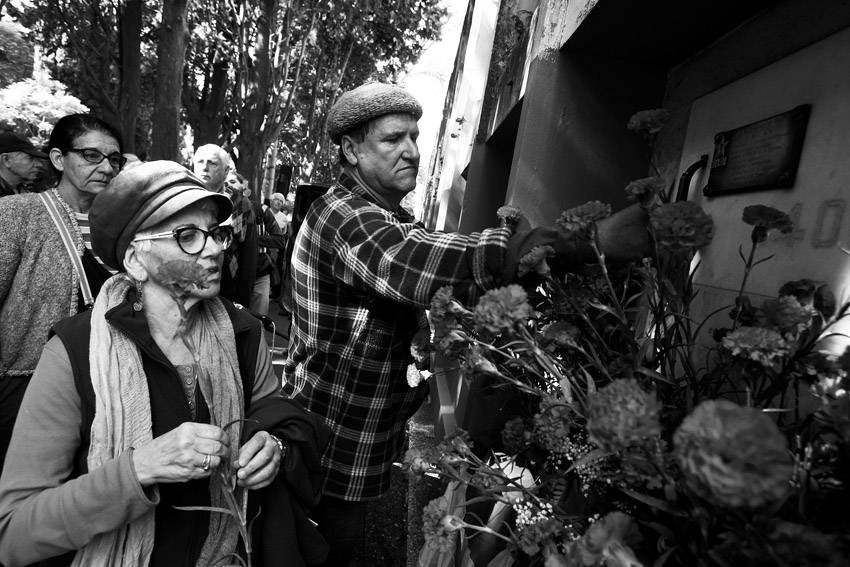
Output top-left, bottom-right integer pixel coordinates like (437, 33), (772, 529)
(72, 275), (244, 567)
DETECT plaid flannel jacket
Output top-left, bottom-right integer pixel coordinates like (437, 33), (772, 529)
(282, 173), (511, 500)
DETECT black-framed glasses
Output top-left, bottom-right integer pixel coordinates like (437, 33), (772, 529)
(66, 148), (127, 170)
(132, 225), (234, 254)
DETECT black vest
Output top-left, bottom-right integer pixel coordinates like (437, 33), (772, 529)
(43, 297), (260, 567)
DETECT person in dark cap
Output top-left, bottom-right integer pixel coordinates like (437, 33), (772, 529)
(0, 160), (330, 566)
(0, 131), (47, 196)
(282, 82), (650, 565)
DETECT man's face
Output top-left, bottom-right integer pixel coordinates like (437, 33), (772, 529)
(269, 198), (283, 212)
(224, 172), (246, 205)
(3, 151), (45, 183)
(345, 113), (420, 201)
(193, 146), (228, 191)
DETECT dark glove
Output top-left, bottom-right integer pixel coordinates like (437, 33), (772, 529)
(595, 203), (651, 262)
(501, 204), (651, 283)
(501, 227), (593, 283)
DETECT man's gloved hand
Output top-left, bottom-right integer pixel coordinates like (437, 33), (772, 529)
(501, 204), (651, 283)
(596, 203), (651, 262)
(501, 227), (589, 283)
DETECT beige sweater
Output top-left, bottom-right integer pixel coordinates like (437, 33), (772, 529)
(0, 193), (78, 377)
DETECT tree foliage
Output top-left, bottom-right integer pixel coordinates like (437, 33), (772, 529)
(184, 0), (446, 191)
(0, 75), (88, 147)
(13, 0), (155, 154)
(0, 20), (34, 88)
(13, 0), (446, 192)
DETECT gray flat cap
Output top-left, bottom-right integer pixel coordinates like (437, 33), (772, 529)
(326, 83), (422, 144)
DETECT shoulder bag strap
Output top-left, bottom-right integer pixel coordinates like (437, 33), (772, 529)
(38, 192), (94, 308)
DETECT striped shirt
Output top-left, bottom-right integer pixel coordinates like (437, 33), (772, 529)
(76, 212), (117, 275)
(282, 173), (511, 500)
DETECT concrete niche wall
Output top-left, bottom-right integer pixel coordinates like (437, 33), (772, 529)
(677, 26), (850, 349)
(503, 48), (665, 228)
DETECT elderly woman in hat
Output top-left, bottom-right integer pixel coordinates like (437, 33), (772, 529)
(0, 161), (328, 567)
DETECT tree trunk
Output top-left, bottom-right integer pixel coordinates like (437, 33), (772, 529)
(234, 0), (276, 195)
(150, 0), (189, 161)
(194, 60), (230, 145)
(118, 0), (142, 154)
(262, 143), (278, 200)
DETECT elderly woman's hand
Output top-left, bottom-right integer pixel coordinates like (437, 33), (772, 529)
(132, 422), (230, 486)
(234, 431), (282, 489)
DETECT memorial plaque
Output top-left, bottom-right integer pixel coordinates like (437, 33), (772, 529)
(703, 104), (810, 197)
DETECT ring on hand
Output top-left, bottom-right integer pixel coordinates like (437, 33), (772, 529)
(202, 453), (211, 471)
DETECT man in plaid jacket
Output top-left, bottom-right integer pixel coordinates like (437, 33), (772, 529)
(282, 83), (649, 565)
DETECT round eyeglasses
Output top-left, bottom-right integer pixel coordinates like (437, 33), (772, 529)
(132, 225), (234, 255)
(66, 148), (127, 170)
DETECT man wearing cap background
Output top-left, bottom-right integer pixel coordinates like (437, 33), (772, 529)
(282, 82), (650, 565)
(0, 131), (47, 196)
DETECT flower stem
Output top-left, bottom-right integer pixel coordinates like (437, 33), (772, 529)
(732, 240), (758, 330)
(590, 227), (627, 324)
(169, 290), (251, 566)
(459, 521), (514, 544)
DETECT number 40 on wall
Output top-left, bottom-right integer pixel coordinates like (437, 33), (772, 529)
(775, 199), (847, 249)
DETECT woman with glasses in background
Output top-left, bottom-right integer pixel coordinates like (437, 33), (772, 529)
(0, 161), (328, 566)
(0, 114), (124, 472)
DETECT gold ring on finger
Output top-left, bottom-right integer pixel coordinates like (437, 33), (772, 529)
(202, 453), (211, 471)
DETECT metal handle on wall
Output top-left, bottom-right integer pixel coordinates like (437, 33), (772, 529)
(675, 154), (708, 201)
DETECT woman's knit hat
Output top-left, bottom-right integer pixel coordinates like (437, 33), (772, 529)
(90, 160), (232, 270)
(326, 82), (422, 144)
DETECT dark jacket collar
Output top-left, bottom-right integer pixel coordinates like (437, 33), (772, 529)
(0, 174), (17, 197)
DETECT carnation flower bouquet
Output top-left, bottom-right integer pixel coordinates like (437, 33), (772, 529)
(406, 111), (850, 566)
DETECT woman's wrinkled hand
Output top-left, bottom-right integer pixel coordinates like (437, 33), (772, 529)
(234, 431), (281, 489)
(132, 422), (230, 486)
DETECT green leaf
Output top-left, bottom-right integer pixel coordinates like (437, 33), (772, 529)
(212, 552), (247, 567)
(418, 543), (455, 567)
(559, 377), (573, 403)
(641, 520), (674, 541)
(173, 505), (238, 518)
(653, 547), (676, 567)
(456, 533), (474, 567)
(486, 549), (515, 567)
(620, 488), (687, 517)
(588, 301), (626, 322)
(447, 480), (468, 516)
(221, 418), (260, 431)
(247, 505), (263, 533)
(751, 254), (775, 266)
(634, 366), (676, 385)
(566, 449), (611, 473)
